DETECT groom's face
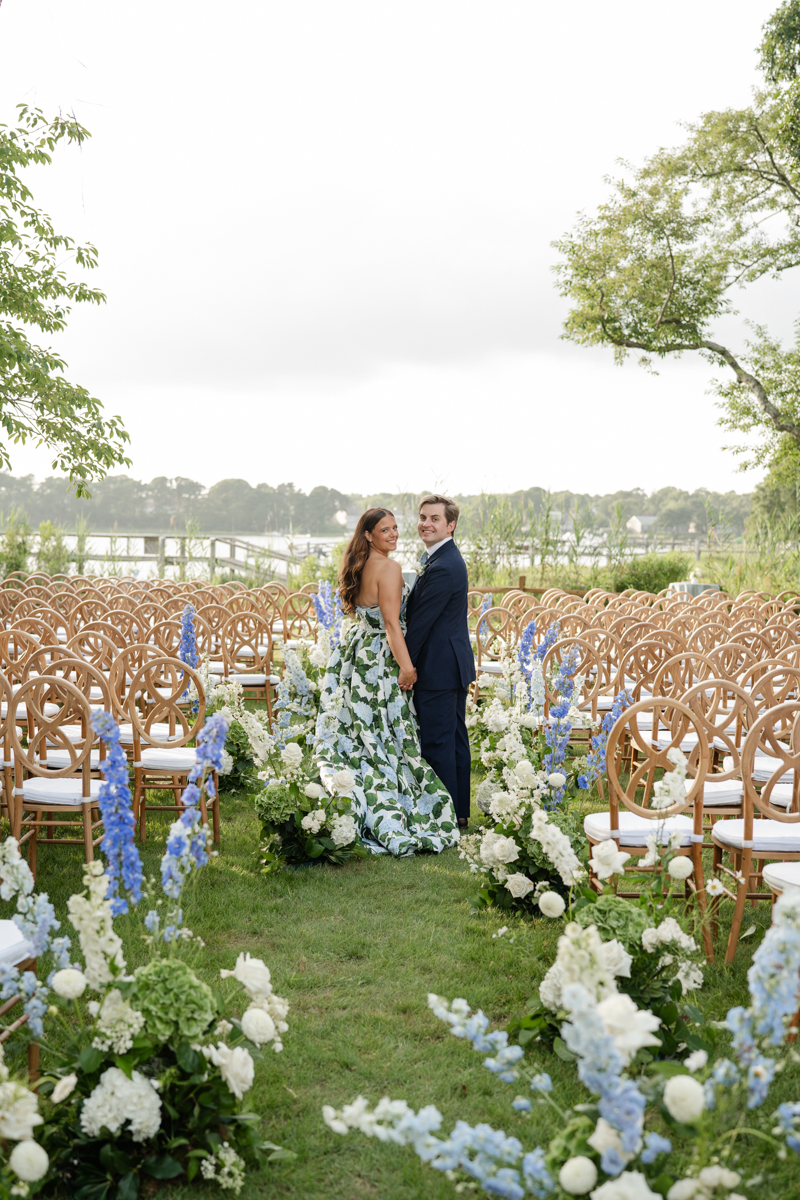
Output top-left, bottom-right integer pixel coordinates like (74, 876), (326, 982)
(418, 503), (456, 547)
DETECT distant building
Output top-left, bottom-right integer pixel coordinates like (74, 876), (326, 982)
(626, 515), (658, 535)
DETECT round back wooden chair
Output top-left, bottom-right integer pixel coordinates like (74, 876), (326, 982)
(281, 592), (317, 643)
(707, 642), (759, 684)
(474, 607), (518, 668)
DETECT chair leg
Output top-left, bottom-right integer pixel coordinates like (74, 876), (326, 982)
(725, 848), (753, 964)
(27, 1039), (39, 1083)
(28, 819), (38, 880)
(692, 843), (713, 963)
(82, 805), (94, 865)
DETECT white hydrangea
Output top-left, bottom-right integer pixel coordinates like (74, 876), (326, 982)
(92, 989), (146, 1055)
(67, 863), (126, 990)
(484, 699), (509, 733)
(301, 809), (327, 834)
(80, 1067), (161, 1141)
(330, 814), (357, 847)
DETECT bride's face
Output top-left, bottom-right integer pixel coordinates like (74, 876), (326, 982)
(367, 514), (398, 554)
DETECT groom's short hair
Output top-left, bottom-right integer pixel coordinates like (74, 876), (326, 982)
(419, 493), (460, 529)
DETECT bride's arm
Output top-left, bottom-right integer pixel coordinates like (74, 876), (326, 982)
(377, 562), (417, 690)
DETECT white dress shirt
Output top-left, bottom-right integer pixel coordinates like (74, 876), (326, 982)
(424, 535), (452, 561)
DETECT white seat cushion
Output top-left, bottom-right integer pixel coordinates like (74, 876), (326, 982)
(1, 703), (59, 719)
(209, 662), (225, 675)
(768, 784), (796, 809)
(37, 749), (103, 769)
(15, 778), (102, 805)
(0, 920), (33, 968)
(723, 754), (794, 786)
(118, 722), (179, 746)
(227, 673), (278, 687)
(475, 662), (504, 676)
(584, 810), (695, 847)
(234, 646), (270, 658)
(691, 778), (744, 806)
(654, 732), (700, 752)
(134, 748), (197, 772)
(711, 817), (800, 854)
(763, 862), (800, 894)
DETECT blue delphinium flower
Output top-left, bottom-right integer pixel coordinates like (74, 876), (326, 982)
(542, 644), (580, 808)
(582, 688), (632, 787)
(747, 915), (800, 1044)
(312, 581), (345, 647)
(91, 710), (143, 916)
(775, 1101), (800, 1153)
(178, 603), (199, 670)
(13, 891), (62, 958)
(640, 1132), (672, 1163)
(746, 1055), (776, 1109)
(0, 965), (48, 1038)
(534, 621), (561, 663)
(521, 1148), (555, 1197)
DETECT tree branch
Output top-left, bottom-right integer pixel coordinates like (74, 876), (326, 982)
(700, 339), (800, 442)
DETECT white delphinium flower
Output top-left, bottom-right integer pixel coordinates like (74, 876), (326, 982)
(684, 1048), (708, 1073)
(667, 856), (694, 880)
(91, 989), (146, 1055)
(590, 839), (631, 880)
(477, 673), (499, 689)
(308, 640), (329, 669)
(80, 1068), (161, 1141)
(484, 699), (509, 733)
(559, 1155), (597, 1195)
(200, 1043), (255, 1100)
(530, 810), (582, 885)
(652, 748), (689, 810)
(301, 809), (327, 834)
(641, 834), (660, 868)
(488, 791), (525, 825)
(662, 1074), (705, 1123)
(0, 838), (34, 901)
(219, 748), (234, 776)
(8, 1140), (49, 1183)
(504, 873), (534, 899)
(595, 992), (661, 1064)
(330, 814), (357, 846)
(51, 1074), (77, 1104)
(51, 968), (87, 1000)
(457, 833), (484, 873)
(539, 923), (620, 1011)
(67, 863), (126, 990)
(0, 1080), (43, 1141)
(537, 891), (565, 919)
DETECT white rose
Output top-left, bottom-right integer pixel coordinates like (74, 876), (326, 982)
(591, 1171), (660, 1200)
(667, 856), (694, 880)
(666, 1182), (702, 1200)
(308, 643), (328, 667)
(280, 743), (303, 769)
(596, 993), (661, 1065)
(220, 952), (272, 1002)
(548, 772), (567, 788)
(51, 968), (87, 1000)
(684, 1049), (707, 1073)
(559, 1155), (597, 1195)
(240, 1006), (277, 1046)
(505, 873), (534, 899)
(600, 938), (633, 979)
(304, 782), (324, 799)
(9, 1140), (49, 1183)
(697, 1166), (740, 1190)
(202, 1043), (255, 1100)
(331, 769), (356, 796)
(0, 1082), (43, 1141)
(489, 835), (520, 865)
(590, 838), (631, 880)
(51, 1073), (78, 1104)
(663, 1074), (705, 1123)
(538, 891), (566, 919)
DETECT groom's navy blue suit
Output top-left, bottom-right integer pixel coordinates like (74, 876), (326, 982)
(404, 539), (475, 821)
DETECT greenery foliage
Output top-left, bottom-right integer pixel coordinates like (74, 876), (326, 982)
(0, 506), (30, 577)
(611, 550), (690, 593)
(0, 106), (130, 495)
(36, 519), (70, 575)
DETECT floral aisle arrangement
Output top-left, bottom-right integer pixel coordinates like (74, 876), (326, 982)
(0, 711), (293, 1200)
(188, 662), (274, 792)
(460, 624), (630, 912)
(322, 888), (800, 1200)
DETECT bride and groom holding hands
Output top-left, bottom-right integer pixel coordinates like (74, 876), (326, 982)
(314, 494), (475, 856)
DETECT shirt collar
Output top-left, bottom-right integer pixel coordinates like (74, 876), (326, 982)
(424, 536), (452, 562)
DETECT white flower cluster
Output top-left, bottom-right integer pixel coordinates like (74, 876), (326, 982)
(220, 952), (289, 1052)
(199, 1043), (255, 1100)
(642, 917), (703, 993)
(200, 1142), (247, 1194)
(67, 863), (126, 990)
(80, 1067), (161, 1141)
(0, 838), (34, 901)
(330, 814), (357, 846)
(483, 699), (510, 733)
(666, 1164), (743, 1200)
(307, 629), (331, 669)
(652, 747), (689, 811)
(530, 810), (583, 886)
(479, 830), (520, 881)
(279, 742), (304, 780)
(301, 809), (327, 834)
(0, 1045), (43, 1144)
(590, 839), (631, 881)
(539, 922), (631, 1011)
(90, 988), (146, 1055)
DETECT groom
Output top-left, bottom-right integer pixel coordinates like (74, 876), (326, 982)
(404, 494), (475, 828)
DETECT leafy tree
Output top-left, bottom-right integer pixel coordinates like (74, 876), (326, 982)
(552, 4), (800, 479)
(1, 106), (130, 495)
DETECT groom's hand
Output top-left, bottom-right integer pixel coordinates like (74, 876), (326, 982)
(399, 667), (417, 690)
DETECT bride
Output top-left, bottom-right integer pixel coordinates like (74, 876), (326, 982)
(314, 507), (459, 856)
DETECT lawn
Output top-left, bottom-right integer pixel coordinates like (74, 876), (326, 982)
(26, 779), (799, 1200)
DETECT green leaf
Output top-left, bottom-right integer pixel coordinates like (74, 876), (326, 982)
(683, 1004), (705, 1025)
(79, 1046), (105, 1073)
(141, 1154), (183, 1180)
(649, 1061), (690, 1078)
(100, 1144), (132, 1175)
(114, 1053), (135, 1079)
(175, 1041), (201, 1074)
(267, 1148), (298, 1162)
(187, 1159), (199, 1183)
(117, 1173), (139, 1200)
(553, 1037), (578, 1062)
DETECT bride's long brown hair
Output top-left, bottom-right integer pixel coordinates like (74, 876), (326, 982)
(338, 508), (394, 614)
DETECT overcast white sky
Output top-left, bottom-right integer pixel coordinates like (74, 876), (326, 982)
(0, 0), (788, 498)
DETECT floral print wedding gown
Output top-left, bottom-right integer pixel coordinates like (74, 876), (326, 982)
(314, 586), (459, 856)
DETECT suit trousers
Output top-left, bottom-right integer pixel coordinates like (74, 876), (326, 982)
(413, 686), (471, 821)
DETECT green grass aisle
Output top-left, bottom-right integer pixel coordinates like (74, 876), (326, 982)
(32, 791), (777, 1200)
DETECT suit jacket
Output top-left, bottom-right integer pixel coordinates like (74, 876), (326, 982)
(404, 539), (476, 691)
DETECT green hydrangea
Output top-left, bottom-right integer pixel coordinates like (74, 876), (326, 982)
(254, 784), (297, 826)
(132, 959), (216, 1044)
(574, 893), (652, 951)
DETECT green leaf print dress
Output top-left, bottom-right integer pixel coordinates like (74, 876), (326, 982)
(314, 585), (459, 856)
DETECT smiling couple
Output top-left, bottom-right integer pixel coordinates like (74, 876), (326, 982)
(313, 494), (475, 857)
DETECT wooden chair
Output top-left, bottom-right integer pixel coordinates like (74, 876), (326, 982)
(219, 612), (277, 716)
(474, 607), (518, 679)
(585, 696), (714, 959)
(127, 657), (217, 843)
(281, 592), (317, 645)
(11, 677), (104, 875)
(712, 701), (800, 963)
